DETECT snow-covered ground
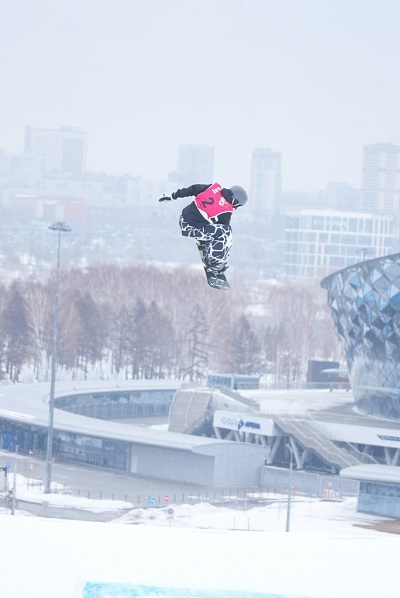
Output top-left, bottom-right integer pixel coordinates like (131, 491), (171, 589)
(1, 473), (388, 534)
(1, 473), (399, 597)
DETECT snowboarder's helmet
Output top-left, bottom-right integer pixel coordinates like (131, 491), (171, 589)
(230, 185), (248, 207)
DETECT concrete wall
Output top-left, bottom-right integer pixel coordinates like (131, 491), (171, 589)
(130, 441), (266, 487)
(131, 444), (215, 485)
(199, 442), (266, 487)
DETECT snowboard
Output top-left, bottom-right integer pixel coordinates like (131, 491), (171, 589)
(197, 243), (231, 291)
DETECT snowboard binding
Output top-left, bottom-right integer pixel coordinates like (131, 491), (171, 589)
(197, 243), (231, 291)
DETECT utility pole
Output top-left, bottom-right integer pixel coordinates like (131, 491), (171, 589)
(45, 222), (71, 494)
(285, 443), (294, 532)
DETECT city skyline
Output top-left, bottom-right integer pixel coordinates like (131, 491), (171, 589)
(1, 1), (400, 194)
(1, 130), (397, 198)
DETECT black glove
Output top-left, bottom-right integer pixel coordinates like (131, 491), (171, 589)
(158, 194), (173, 202)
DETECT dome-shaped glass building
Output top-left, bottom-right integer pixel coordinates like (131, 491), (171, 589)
(321, 253), (400, 420)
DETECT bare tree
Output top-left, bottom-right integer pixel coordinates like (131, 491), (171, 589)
(24, 281), (52, 381)
(260, 282), (339, 386)
(0, 263), (341, 385)
(3, 282), (33, 382)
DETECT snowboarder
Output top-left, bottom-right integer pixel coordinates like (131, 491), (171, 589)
(158, 183), (248, 277)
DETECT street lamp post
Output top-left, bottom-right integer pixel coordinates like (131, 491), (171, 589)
(11, 443), (18, 515)
(45, 221), (71, 494)
(285, 443), (294, 532)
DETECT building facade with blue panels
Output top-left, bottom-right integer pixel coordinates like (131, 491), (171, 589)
(321, 252), (400, 420)
(341, 465), (400, 518)
(358, 481), (400, 518)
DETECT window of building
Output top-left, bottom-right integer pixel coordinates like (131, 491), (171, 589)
(358, 480), (400, 518)
(311, 216), (324, 230)
(348, 219), (357, 232)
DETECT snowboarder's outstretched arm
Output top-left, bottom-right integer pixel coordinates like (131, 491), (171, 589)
(158, 184), (236, 204)
(158, 184), (211, 202)
(172, 184), (212, 199)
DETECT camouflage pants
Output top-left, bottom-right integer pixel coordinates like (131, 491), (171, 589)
(179, 215), (233, 272)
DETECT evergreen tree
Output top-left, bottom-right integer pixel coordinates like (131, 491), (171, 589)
(229, 314), (262, 375)
(182, 304), (210, 382)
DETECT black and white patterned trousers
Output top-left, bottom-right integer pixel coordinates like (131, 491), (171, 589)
(179, 215), (233, 272)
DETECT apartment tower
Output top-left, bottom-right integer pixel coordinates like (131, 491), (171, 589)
(24, 126), (88, 175)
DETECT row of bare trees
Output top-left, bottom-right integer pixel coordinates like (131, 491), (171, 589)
(0, 263), (341, 384)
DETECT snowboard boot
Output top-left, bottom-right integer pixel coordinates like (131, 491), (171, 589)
(208, 262), (229, 275)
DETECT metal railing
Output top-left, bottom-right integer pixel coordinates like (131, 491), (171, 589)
(273, 415), (361, 469)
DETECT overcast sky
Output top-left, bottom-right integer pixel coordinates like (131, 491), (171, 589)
(1, 0), (399, 192)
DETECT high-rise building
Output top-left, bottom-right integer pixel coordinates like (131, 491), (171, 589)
(0, 150), (43, 184)
(361, 143), (400, 213)
(24, 126), (88, 175)
(250, 147), (281, 217)
(173, 144), (214, 187)
(284, 209), (395, 279)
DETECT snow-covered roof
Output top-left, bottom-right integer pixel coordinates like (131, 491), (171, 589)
(340, 464), (400, 484)
(0, 380), (223, 451)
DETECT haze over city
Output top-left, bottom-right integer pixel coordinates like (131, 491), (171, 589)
(2, 7), (400, 597)
(1, 0), (400, 192)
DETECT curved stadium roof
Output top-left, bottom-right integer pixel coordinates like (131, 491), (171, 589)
(0, 379), (222, 451)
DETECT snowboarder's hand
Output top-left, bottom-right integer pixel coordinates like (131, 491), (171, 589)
(158, 195), (173, 202)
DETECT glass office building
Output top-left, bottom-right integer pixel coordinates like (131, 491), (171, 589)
(358, 481), (400, 517)
(285, 210), (394, 278)
(341, 465), (400, 518)
(321, 253), (400, 419)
